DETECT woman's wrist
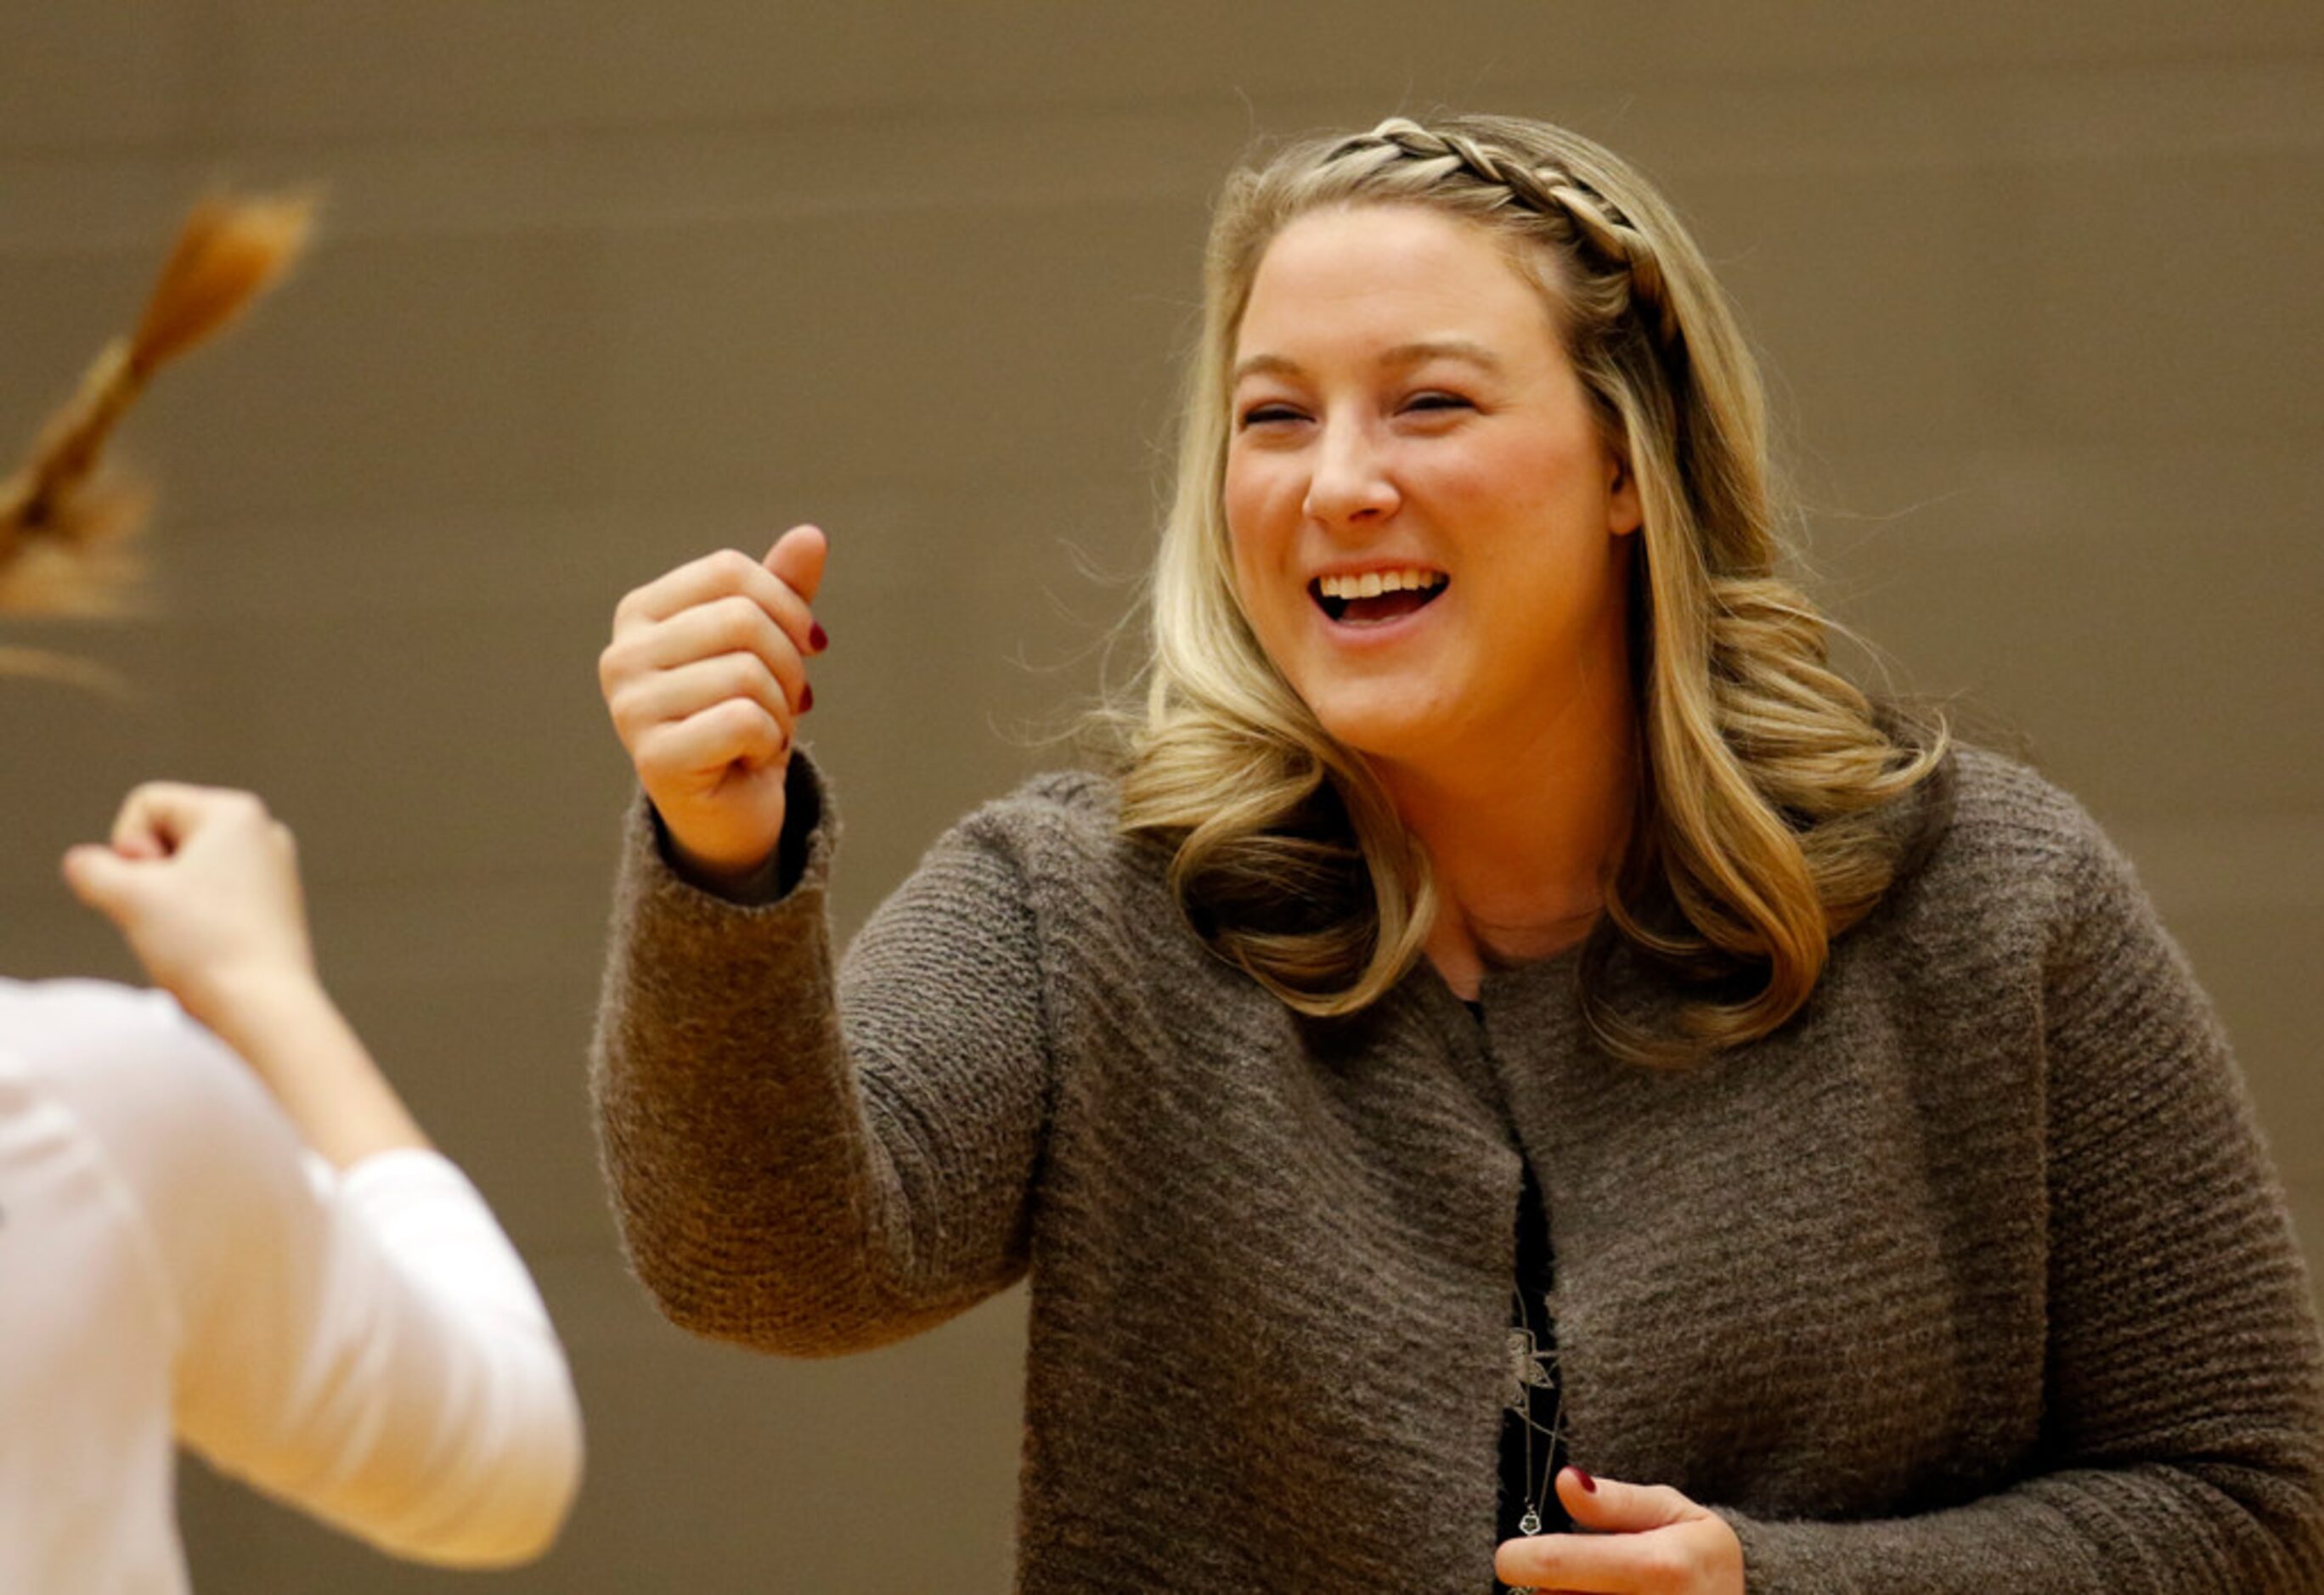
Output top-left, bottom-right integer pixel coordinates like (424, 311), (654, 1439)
(653, 800), (794, 905)
(183, 961), (328, 1062)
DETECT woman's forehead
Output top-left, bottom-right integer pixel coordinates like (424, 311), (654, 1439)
(1234, 206), (1563, 370)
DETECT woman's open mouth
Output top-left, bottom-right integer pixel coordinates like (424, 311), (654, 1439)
(1310, 567), (1449, 625)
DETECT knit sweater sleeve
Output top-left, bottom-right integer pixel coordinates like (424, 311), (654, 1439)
(591, 756), (1055, 1355)
(1728, 798), (2324, 1592)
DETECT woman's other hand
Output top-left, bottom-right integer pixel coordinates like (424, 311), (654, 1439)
(1495, 1468), (1744, 1593)
(63, 781), (428, 1164)
(63, 782), (317, 1032)
(598, 524), (826, 894)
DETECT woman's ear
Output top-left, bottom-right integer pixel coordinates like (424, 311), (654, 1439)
(1607, 451), (1644, 538)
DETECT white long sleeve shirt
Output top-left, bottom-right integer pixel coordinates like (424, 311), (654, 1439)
(0, 977), (582, 1591)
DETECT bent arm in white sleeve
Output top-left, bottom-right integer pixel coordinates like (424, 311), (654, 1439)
(19, 980), (583, 1564)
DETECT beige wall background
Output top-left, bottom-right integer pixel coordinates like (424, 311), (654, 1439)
(1, 4), (2317, 1588)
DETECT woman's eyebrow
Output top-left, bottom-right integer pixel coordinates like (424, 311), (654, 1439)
(1230, 340), (1505, 386)
(1231, 352), (1302, 385)
(1379, 338), (1503, 373)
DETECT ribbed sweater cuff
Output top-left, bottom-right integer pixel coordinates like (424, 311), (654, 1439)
(629, 749), (838, 911)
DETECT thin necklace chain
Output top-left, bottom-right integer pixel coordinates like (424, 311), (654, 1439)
(1504, 1284), (1566, 1594)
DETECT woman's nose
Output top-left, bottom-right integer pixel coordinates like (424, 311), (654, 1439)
(1300, 420), (1400, 530)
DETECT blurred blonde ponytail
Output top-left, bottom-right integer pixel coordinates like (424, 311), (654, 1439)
(0, 191), (313, 681)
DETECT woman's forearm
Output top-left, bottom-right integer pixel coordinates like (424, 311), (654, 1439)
(197, 968), (430, 1169)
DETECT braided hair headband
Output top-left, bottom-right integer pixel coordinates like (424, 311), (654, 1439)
(1325, 117), (1682, 350)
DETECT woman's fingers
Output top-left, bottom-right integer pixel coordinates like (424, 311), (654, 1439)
(1492, 1525), (1715, 1592)
(604, 612), (809, 801)
(106, 781), (269, 859)
(616, 647), (798, 739)
(1557, 1469), (1693, 1533)
(598, 528), (832, 888)
(600, 535), (827, 759)
(612, 595), (805, 699)
(613, 533), (824, 657)
(98, 783), (292, 886)
(65, 782), (317, 1024)
(636, 696), (793, 785)
(1493, 1470), (1744, 1594)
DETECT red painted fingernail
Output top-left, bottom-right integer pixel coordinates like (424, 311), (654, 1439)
(808, 621), (829, 653)
(1571, 1467), (1597, 1494)
(799, 682), (815, 713)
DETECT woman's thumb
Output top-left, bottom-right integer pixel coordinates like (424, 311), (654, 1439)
(764, 523), (828, 605)
(61, 844), (140, 922)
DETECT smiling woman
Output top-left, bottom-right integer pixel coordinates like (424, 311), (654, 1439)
(1212, 202), (1648, 998)
(591, 112), (2324, 1594)
(1125, 118), (1945, 1053)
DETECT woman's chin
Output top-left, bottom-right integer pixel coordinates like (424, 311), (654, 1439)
(1306, 696), (1453, 769)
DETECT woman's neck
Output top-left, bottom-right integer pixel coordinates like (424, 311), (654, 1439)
(1372, 676), (1637, 1001)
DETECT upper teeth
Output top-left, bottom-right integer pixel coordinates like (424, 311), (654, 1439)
(1317, 568), (1447, 600)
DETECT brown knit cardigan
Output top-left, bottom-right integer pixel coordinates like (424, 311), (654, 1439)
(592, 747), (2324, 1592)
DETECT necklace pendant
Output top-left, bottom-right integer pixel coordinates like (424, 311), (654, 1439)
(1519, 1508), (1542, 1536)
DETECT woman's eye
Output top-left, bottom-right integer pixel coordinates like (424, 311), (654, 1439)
(1238, 403), (1304, 429)
(1404, 392), (1473, 415)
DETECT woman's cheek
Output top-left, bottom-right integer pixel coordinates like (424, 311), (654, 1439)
(1221, 459), (1263, 545)
(1221, 471), (1283, 589)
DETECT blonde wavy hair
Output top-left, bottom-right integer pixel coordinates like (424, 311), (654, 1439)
(1115, 113), (1948, 1062)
